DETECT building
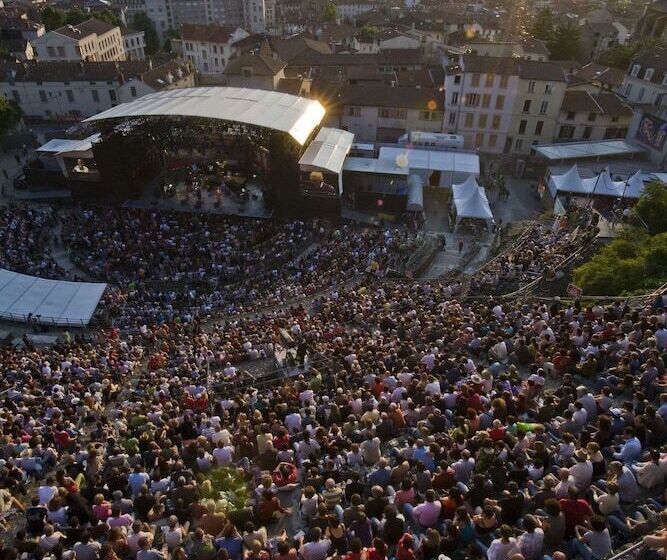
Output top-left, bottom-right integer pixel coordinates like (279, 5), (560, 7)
(335, 0), (377, 25)
(622, 48), (667, 165)
(443, 54), (567, 154)
(634, 0), (667, 42)
(464, 38), (550, 62)
(121, 27), (146, 60)
(568, 63), (625, 94)
(556, 90), (632, 141)
(578, 21), (620, 63)
(223, 49), (286, 90)
(32, 19), (126, 62)
(313, 82), (444, 142)
(173, 24), (248, 76)
(0, 59), (193, 120)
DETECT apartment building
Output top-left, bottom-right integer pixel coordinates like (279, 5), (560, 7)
(0, 59), (193, 119)
(556, 90), (632, 141)
(335, 0), (377, 25)
(622, 47), (667, 165)
(121, 27), (146, 60)
(578, 21), (620, 63)
(465, 38), (550, 62)
(313, 83), (444, 142)
(32, 19), (126, 62)
(174, 24), (248, 75)
(443, 54), (567, 154)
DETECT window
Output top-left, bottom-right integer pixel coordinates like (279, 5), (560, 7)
(464, 113), (474, 127)
(92, 90), (100, 102)
(347, 106), (361, 117)
(204, 62), (209, 72)
(471, 73), (480, 87)
(499, 74), (508, 88)
(625, 83), (632, 97)
(558, 125), (575, 139)
(638, 87), (645, 101)
(12, 90), (20, 103)
(518, 119), (527, 134)
(566, 111), (576, 120)
(419, 111), (439, 121)
(611, 116), (619, 123)
(588, 112), (597, 122)
(478, 114), (488, 128)
(475, 133), (483, 146)
(662, 75), (667, 86)
(515, 138), (523, 151)
(465, 93), (480, 107)
(454, 75), (461, 84)
(522, 99), (531, 113)
(242, 67), (253, 77)
(539, 101), (548, 114)
(545, 83), (553, 94)
(645, 68), (654, 81)
(604, 127), (618, 139)
(485, 74), (494, 88)
(495, 95), (505, 110)
(451, 92), (459, 105)
(57, 46), (65, 57)
(379, 108), (406, 119)
(527, 80), (535, 93)
(448, 112), (456, 125)
(130, 86), (137, 97)
(583, 126), (592, 139)
(66, 90), (74, 102)
(213, 45), (217, 53)
(482, 94), (491, 108)
(47, 46), (55, 57)
(39, 90), (47, 102)
(630, 64), (640, 77)
(202, 50), (207, 59)
(109, 89), (117, 102)
(489, 134), (497, 148)
(491, 115), (501, 129)
(535, 120), (543, 135)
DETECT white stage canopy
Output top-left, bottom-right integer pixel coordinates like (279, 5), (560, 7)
(548, 165), (648, 199)
(452, 175), (494, 229)
(84, 87), (326, 145)
(533, 140), (644, 161)
(0, 269), (106, 326)
(298, 127), (355, 174)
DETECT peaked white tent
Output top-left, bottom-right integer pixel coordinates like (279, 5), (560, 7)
(452, 175), (494, 230)
(548, 166), (647, 199)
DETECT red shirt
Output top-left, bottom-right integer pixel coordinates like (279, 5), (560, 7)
(559, 498), (593, 536)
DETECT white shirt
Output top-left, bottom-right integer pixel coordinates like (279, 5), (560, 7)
(569, 460), (593, 490)
(38, 485), (58, 505)
(300, 540), (331, 560)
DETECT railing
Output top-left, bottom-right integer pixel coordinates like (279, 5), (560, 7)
(607, 541), (644, 560)
(0, 310), (89, 327)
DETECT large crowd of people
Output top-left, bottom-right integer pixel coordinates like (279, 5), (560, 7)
(0, 201), (665, 560)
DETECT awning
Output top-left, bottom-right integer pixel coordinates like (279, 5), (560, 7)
(0, 269), (106, 327)
(298, 127), (355, 174)
(36, 133), (101, 156)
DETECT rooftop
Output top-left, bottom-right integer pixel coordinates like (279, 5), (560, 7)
(179, 23), (238, 44)
(459, 54), (566, 81)
(53, 18), (117, 40)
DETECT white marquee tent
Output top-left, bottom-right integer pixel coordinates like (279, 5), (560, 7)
(451, 175), (494, 230)
(548, 165), (647, 199)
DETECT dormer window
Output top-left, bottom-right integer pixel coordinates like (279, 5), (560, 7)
(645, 68), (654, 81)
(630, 64), (640, 77)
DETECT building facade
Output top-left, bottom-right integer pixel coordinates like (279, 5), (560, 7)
(443, 55), (567, 154)
(121, 28), (146, 60)
(32, 19), (126, 62)
(556, 90), (632, 141)
(174, 24), (248, 75)
(1, 59), (193, 120)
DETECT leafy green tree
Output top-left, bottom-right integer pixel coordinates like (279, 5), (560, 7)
(41, 6), (67, 30)
(94, 9), (122, 27)
(633, 180), (667, 235)
(132, 12), (160, 55)
(531, 8), (555, 42)
(0, 97), (22, 138)
(324, 2), (337, 23)
(359, 25), (379, 43)
(65, 8), (88, 26)
(548, 22), (581, 61)
(599, 38), (663, 70)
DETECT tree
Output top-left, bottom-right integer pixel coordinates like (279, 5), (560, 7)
(164, 28), (181, 52)
(41, 6), (67, 31)
(0, 97), (22, 138)
(65, 7), (88, 26)
(633, 180), (667, 235)
(359, 25), (379, 43)
(132, 12), (160, 55)
(324, 2), (337, 23)
(548, 22), (581, 61)
(599, 38), (663, 70)
(94, 9), (122, 27)
(531, 8), (555, 42)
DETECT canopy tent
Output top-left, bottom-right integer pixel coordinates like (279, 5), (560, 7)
(406, 175), (424, 212)
(0, 269), (106, 327)
(548, 166), (647, 199)
(451, 175), (494, 230)
(298, 128), (355, 175)
(533, 140), (644, 161)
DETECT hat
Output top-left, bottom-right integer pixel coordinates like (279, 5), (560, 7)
(470, 374), (482, 384)
(574, 449), (589, 462)
(609, 407), (622, 417)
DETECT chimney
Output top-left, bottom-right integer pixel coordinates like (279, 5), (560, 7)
(166, 71), (174, 84)
(176, 67), (183, 78)
(148, 57), (153, 70)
